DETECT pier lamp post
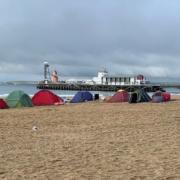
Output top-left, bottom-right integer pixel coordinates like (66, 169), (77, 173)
(44, 61), (50, 84)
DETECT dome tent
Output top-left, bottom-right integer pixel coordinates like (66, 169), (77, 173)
(152, 91), (170, 103)
(6, 90), (33, 108)
(0, 99), (8, 109)
(107, 90), (129, 103)
(152, 95), (163, 103)
(128, 88), (151, 103)
(32, 90), (64, 106)
(128, 92), (138, 103)
(71, 91), (93, 103)
(162, 92), (171, 101)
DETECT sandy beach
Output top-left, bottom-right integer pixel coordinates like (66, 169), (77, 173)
(0, 97), (180, 180)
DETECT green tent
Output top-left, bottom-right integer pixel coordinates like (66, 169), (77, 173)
(6, 90), (33, 108)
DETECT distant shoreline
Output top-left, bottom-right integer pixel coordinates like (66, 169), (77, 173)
(0, 81), (38, 85)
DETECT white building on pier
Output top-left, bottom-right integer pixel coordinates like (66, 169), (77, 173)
(92, 70), (146, 85)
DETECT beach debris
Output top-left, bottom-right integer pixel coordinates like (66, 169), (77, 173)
(32, 126), (38, 131)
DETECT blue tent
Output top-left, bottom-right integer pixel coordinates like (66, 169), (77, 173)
(71, 91), (93, 103)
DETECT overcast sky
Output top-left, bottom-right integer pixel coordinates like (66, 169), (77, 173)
(0, 0), (180, 81)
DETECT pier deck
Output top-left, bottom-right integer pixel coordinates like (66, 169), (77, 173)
(37, 82), (164, 92)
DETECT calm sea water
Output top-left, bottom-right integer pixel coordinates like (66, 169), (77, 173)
(0, 84), (114, 98)
(0, 84), (180, 97)
(0, 84), (180, 98)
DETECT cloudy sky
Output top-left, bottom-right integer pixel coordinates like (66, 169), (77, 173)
(0, 0), (180, 81)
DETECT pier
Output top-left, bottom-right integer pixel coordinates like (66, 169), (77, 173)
(37, 62), (180, 92)
(37, 82), (164, 92)
(158, 83), (180, 88)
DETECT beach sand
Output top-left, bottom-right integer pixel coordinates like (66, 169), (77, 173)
(0, 97), (180, 179)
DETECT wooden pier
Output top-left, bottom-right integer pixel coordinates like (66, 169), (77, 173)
(37, 82), (164, 92)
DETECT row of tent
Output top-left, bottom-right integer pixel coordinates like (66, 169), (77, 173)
(0, 89), (171, 109)
(106, 89), (171, 103)
(0, 90), (93, 109)
(73, 90), (171, 103)
(0, 90), (64, 109)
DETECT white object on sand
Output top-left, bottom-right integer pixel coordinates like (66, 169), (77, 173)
(32, 126), (38, 131)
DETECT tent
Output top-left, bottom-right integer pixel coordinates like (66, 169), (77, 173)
(94, 94), (99, 100)
(128, 92), (138, 103)
(162, 92), (171, 102)
(152, 91), (171, 102)
(104, 96), (111, 101)
(71, 91), (93, 103)
(152, 95), (163, 103)
(107, 90), (129, 103)
(32, 90), (64, 106)
(0, 99), (9, 109)
(128, 88), (151, 103)
(6, 90), (33, 108)
(152, 91), (162, 97)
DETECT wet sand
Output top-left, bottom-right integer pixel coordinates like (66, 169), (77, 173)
(0, 97), (180, 179)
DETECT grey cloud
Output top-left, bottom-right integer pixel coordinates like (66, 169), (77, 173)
(0, 0), (180, 81)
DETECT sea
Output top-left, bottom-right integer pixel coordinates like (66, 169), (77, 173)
(0, 84), (114, 99)
(0, 83), (180, 99)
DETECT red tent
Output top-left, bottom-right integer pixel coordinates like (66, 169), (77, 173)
(32, 90), (64, 106)
(0, 99), (9, 109)
(162, 92), (171, 102)
(107, 90), (129, 103)
(152, 91), (171, 102)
